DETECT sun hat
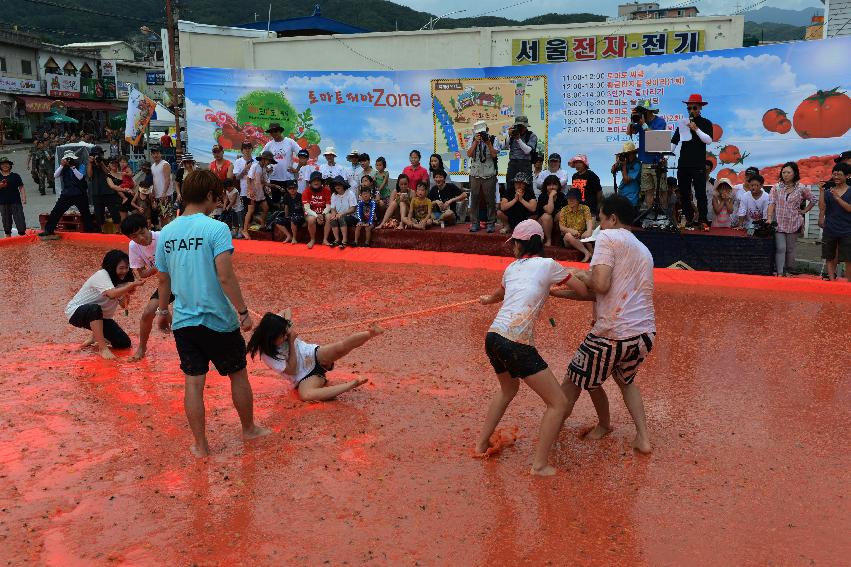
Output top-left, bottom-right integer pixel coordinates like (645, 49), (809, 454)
(180, 152), (195, 163)
(347, 149), (360, 158)
(568, 154), (589, 167)
(61, 150), (78, 161)
(265, 122), (284, 133)
(581, 225), (601, 243)
(683, 94), (708, 106)
(331, 175), (349, 189)
(473, 120), (488, 134)
(619, 141), (638, 154)
(323, 146), (337, 156)
(259, 150), (277, 163)
(510, 219), (544, 241)
(512, 171), (532, 186)
(0, 157), (13, 166)
(513, 115), (529, 126)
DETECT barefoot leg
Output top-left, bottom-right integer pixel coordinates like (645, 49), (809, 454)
(476, 372), (519, 454)
(583, 386), (613, 439)
(184, 373), (210, 457)
(297, 375), (369, 402)
(89, 319), (115, 360)
(80, 334), (96, 349)
(130, 299), (158, 361)
(524, 368), (568, 476)
(315, 325), (384, 368)
(229, 368), (271, 440)
(612, 373), (651, 453)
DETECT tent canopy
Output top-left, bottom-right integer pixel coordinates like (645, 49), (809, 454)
(150, 103), (175, 129)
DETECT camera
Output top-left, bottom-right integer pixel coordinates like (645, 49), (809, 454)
(630, 113), (642, 125)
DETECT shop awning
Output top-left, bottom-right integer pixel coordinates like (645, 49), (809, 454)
(16, 96), (124, 113)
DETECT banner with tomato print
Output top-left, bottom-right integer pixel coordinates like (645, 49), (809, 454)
(184, 36), (851, 184)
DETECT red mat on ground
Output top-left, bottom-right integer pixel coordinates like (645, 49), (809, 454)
(1, 236), (849, 566)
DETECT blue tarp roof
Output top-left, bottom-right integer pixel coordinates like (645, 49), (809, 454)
(236, 15), (368, 35)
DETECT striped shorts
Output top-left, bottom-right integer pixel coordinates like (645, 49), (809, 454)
(567, 332), (656, 391)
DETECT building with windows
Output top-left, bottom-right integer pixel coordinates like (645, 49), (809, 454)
(629, 6), (699, 20)
(824, 0), (851, 37)
(0, 29), (40, 128)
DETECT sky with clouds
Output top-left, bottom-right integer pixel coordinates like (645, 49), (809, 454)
(394, 0), (822, 20)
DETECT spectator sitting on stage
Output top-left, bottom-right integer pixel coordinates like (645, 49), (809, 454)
(735, 174), (770, 231)
(558, 189), (594, 262)
(568, 154), (603, 216)
(374, 157), (391, 208)
(534, 153), (568, 197)
(377, 173), (410, 230)
(359, 153), (376, 181)
(428, 169), (465, 227)
(704, 160), (717, 224)
(428, 154), (451, 187)
(818, 162), (851, 281)
(532, 154), (545, 188)
(768, 162), (814, 276)
(612, 142), (641, 207)
(497, 171), (537, 233)
(536, 174), (567, 246)
(302, 171), (333, 248)
(711, 178), (735, 228)
(279, 180), (305, 245)
(328, 176), (357, 248)
(403, 180), (434, 230)
(354, 187), (378, 247)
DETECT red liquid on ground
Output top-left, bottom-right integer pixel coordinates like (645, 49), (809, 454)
(1, 236), (849, 565)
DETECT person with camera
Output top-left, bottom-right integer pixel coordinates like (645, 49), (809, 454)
(626, 100), (667, 209)
(87, 147), (122, 232)
(39, 150), (98, 238)
(671, 94), (714, 228)
(503, 115), (538, 189)
(611, 142), (641, 207)
(466, 120), (501, 233)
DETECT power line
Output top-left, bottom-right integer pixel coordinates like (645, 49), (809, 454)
(17, 0), (164, 24)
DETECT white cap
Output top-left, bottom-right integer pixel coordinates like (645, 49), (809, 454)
(323, 146), (337, 156)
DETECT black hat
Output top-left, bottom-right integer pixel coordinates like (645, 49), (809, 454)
(548, 153), (561, 162)
(836, 150), (851, 163)
(265, 122), (284, 133)
(331, 175), (349, 189)
(259, 150), (277, 163)
(283, 179), (297, 188)
(309, 170), (324, 182)
(297, 149), (309, 159)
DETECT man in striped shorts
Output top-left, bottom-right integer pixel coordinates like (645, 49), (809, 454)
(551, 194), (656, 453)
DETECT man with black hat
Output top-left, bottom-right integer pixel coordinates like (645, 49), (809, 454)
(672, 94), (714, 227)
(0, 156), (27, 238)
(87, 146), (122, 231)
(627, 100), (667, 208)
(261, 122), (300, 205)
(39, 150), (98, 237)
(503, 115), (538, 188)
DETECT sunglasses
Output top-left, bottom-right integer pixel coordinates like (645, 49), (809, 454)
(687, 105), (701, 111)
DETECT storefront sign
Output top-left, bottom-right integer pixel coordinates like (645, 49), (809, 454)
(511, 30), (705, 65)
(101, 60), (118, 78)
(102, 77), (117, 100)
(80, 78), (104, 99)
(146, 70), (165, 85)
(45, 73), (80, 98)
(0, 76), (42, 95)
(117, 81), (139, 100)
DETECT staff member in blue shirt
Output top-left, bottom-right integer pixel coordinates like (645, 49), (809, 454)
(626, 100), (667, 209)
(611, 142), (642, 207)
(155, 169), (270, 457)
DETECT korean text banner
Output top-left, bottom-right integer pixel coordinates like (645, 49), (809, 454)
(185, 36), (851, 185)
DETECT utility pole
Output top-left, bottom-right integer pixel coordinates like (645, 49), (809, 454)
(165, 0), (182, 153)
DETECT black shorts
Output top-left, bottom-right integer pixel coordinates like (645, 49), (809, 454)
(567, 332), (655, 391)
(331, 213), (357, 227)
(69, 303), (106, 328)
(298, 345), (335, 385)
(822, 234), (851, 262)
(149, 289), (176, 303)
(484, 332), (548, 379)
(173, 325), (247, 377)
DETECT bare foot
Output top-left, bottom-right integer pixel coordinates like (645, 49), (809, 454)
(290, 240), (298, 245)
(241, 230), (252, 240)
(243, 424), (272, 441)
(281, 237), (291, 244)
(79, 336), (96, 349)
(98, 347), (116, 360)
(632, 435), (652, 454)
(544, 241), (552, 247)
(582, 424), (613, 440)
(367, 323), (385, 337)
(531, 464), (558, 476)
(349, 378), (369, 389)
(322, 241), (332, 246)
(128, 346), (147, 362)
(581, 253), (591, 263)
(190, 443), (210, 458)
(306, 240), (315, 249)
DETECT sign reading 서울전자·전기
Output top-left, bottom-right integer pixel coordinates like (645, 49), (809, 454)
(511, 30), (705, 64)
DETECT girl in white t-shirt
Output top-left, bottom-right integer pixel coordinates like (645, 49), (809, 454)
(477, 219), (587, 476)
(247, 310), (384, 401)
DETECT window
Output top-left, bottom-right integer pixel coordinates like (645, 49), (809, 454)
(21, 60), (32, 75)
(44, 57), (60, 75)
(63, 60), (77, 76)
(0, 57), (6, 72)
(80, 63), (93, 78)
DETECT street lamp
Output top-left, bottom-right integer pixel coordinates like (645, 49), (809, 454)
(420, 9), (467, 30)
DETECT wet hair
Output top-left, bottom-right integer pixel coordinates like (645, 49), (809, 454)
(376, 156), (386, 168)
(429, 153), (444, 172)
(748, 174), (765, 185)
(120, 213), (148, 237)
(433, 168), (447, 179)
(600, 194), (637, 226)
(101, 249), (134, 286)
(833, 162), (851, 176)
(409, 149), (421, 159)
(780, 162), (800, 184)
(247, 312), (291, 360)
(542, 174), (561, 190)
(181, 169), (223, 204)
(514, 234), (544, 257)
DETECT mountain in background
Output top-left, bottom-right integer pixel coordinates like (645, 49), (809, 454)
(743, 21), (807, 43)
(743, 6), (823, 26)
(1, 0), (606, 43)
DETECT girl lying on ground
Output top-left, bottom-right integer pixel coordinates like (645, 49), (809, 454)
(247, 310), (384, 401)
(65, 249), (145, 360)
